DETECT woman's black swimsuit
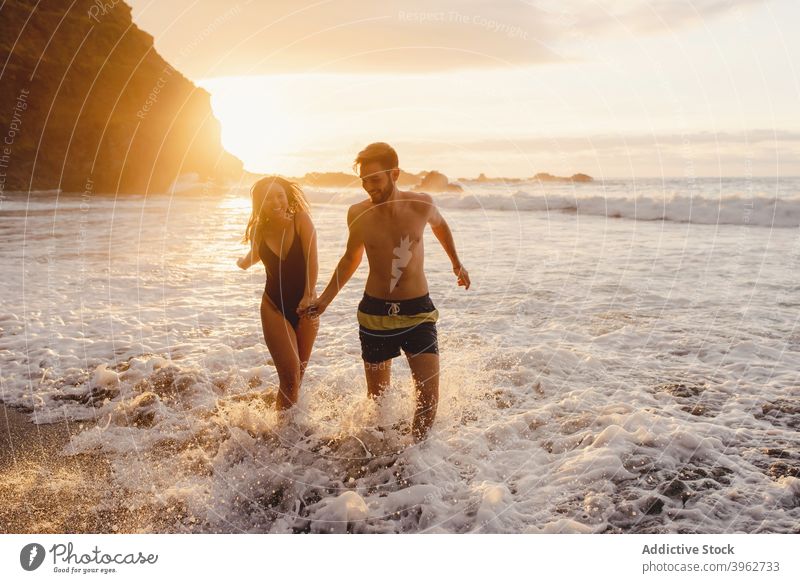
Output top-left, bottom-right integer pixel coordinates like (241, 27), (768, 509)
(259, 213), (306, 329)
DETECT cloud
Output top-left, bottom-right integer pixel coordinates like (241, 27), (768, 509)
(459, 129), (800, 152)
(549, 0), (766, 36)
(128, 0), (770, 76)
(381, 129), (800, 178)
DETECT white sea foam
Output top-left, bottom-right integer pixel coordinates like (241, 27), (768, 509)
(1, 183), (798, 533)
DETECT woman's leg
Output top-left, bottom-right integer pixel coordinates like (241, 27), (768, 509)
(260, 294), (301, 410)
(294, 314), (319, 384)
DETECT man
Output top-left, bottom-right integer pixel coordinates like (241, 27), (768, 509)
(306, 142), (470, 442)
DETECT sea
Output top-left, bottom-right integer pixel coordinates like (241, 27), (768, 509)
(1, 176), (798, 533)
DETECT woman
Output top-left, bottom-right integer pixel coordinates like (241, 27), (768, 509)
(237, 176), (319, 411)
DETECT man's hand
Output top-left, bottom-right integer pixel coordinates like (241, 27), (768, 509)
(453, 263), (471, 289)
(297, 294), (321, 319)
(299, 297), (329, 318)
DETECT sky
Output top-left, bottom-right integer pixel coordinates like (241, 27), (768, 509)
(127, 0), (800, 179)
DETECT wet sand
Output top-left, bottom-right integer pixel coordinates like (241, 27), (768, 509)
(0, 404), (115, 533)
(0, 404), (151, 535)
(0, 404), (213, 533)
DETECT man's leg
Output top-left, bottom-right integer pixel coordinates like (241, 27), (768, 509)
(359, 324), (397, 400)
(364, 359), (392, 399)
(406, 352), (439, 442)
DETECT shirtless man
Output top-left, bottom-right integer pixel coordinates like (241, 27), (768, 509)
(305, 142), (470, 442)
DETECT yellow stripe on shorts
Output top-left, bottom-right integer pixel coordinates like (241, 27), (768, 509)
(357, 309), (439, 330)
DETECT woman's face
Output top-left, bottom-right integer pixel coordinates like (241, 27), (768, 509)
(256, 183), (289, 218)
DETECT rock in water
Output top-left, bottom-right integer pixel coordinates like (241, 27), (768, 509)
(414, 170), (462, 192)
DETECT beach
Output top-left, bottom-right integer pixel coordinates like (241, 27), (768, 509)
(0, 403), (203, 533)
(1, 178), (799, 533)
(0, 403), (110, 533)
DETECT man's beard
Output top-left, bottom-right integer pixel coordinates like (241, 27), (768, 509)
(371, 182), (393, 204)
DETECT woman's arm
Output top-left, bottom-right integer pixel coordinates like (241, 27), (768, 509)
(237, 223), (261, 270)
(237, 249), (252, 270)
(296, 211), (318, 299)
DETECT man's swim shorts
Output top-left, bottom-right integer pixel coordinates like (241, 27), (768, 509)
(357, 292), (439, 363)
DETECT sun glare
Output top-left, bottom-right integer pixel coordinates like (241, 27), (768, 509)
(198, 76), (313, 176)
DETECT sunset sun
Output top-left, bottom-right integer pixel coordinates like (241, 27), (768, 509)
(199, 76), (309, 175)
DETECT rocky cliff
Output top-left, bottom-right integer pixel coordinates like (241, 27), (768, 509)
(0, 0), (242, 194)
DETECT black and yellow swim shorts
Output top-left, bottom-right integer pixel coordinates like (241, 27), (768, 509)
(357, 292), (439, 363)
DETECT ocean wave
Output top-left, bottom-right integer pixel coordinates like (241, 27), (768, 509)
(303, 189), (800, 228)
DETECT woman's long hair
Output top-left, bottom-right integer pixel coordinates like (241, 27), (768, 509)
(242, 176), (311, 244)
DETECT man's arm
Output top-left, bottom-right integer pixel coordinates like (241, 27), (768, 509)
(314, 205), (365, 313)
(428, 200), (470, 289)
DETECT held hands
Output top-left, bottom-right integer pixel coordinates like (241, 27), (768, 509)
(299, 296), (328, 319)
(297, 294), (325, 319)
(453, 263), (471, 289)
